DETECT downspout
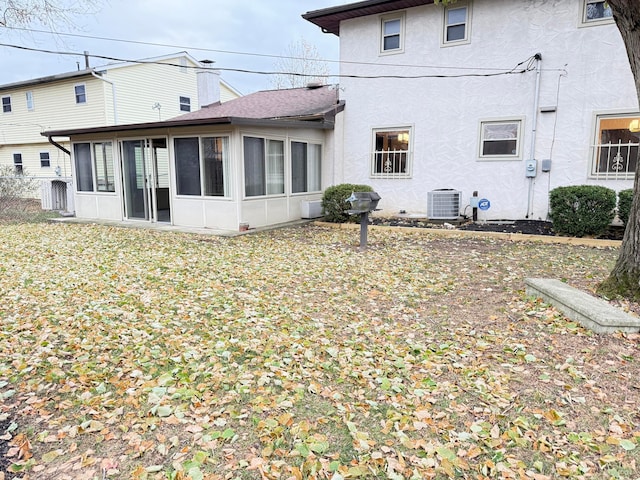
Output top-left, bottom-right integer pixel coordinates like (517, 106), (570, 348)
(47, 135), (70, 156)
(91, 70), (118, 125)
(526, 53), (542, 218)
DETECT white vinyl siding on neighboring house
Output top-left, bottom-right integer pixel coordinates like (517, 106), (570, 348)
(590, 114), (639, 179)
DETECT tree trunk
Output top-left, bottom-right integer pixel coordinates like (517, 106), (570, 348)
(598, 0), (640, 299)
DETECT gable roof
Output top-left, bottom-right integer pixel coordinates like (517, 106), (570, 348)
(43, 85), (343, 137)
(303, 0), (434, 35)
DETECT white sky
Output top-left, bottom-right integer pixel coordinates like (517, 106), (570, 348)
(0, 0), (346, 94)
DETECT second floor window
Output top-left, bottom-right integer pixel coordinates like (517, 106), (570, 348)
(583, 0), (613, 24)
(2, 96), (11, 113)
(381, 15), (403, 53)
(75, 84), (86, 104)
(179, 96), (191, 112)
(444, 3), (470, 44)
(26, 91), (34, 111)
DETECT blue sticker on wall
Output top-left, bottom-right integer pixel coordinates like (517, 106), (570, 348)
(478, 198), (491, 211)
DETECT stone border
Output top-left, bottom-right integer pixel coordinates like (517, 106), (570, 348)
(525, 278), (640, 334)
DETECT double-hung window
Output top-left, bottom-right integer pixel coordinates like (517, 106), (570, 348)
(381, 15), (404, 53)
(26, 91), (34, 111)
(73, 142), (115, 192)
(243, 136), (284, 197)
(590, 114), (639, 179)
(2, 96), (11, 113)
(75, 84), (87, 104)
(479, 120), (523, 159)
(582, 0), (613, 25)
(179, 96), (191, 112)
(13, 153), (23, 174)
(443, 2), (471, 44)
(291, 141), (322, 193)
(40, 152), (50, 168)
(174, 136), (231, 196)
(372, 128), (412, 178)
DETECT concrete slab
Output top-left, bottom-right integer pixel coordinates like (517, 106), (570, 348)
(525, 278), (640, 334)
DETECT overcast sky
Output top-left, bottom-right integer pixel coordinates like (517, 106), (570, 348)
(0, 0), (346, 94)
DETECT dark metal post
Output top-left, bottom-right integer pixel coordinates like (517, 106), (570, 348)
(472, 190), (478, 222)
(360, 211), (369, 250)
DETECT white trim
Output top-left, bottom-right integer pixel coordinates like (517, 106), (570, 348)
(579, 0), (614, 27)
(370, 125), (413, 178)
(477, 118), (525, 161)
(442, 1), (472, 47)
(588, 112), (640, 180)
(380, 13), (405, 55)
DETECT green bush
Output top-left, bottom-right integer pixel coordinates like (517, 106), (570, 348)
(321, 183), (374, 223)
(549, 185), (616, 237)
(617, 188), (633, 226)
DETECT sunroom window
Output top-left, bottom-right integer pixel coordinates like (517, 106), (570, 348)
(244, 136), (284, 197)
(591, 114), (639, 179)
(291, 141), (322, 193)
(174, 136), (231, 196)
(73, 142), (115, 192)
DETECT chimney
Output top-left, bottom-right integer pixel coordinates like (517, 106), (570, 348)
(197, 59), (221, 108)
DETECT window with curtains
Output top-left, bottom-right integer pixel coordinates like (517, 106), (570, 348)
(291, 141), (322, 193)
(243, 136), (284, 197)
(174, 136), (231, 196)
(590, 114), (640, 179)
(581, 0), (613, 25)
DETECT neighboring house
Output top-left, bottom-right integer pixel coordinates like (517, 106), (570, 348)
(0, 52), (240, 212)
(303, 0), (640, 221)
(43, 85), (342, 231)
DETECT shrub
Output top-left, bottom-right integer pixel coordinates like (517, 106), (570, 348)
(549, 185), (616, 237)
(0, 166), (42, 223)
(617, 188), (633, 226)
(321, 183), (374, 223)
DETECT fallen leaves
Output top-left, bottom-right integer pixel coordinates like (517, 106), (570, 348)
(0, 223), (638, 478)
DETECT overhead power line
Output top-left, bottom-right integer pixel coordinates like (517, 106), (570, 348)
(0, 43), (541, 80)
(3, 25), (565, 73)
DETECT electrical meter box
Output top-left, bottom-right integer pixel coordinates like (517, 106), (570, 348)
(525, 159), (537, 177)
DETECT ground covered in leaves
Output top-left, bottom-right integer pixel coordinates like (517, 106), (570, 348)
(0, 223), (639, 479)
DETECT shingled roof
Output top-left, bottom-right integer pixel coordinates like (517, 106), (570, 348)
(43, 85), (343, 137)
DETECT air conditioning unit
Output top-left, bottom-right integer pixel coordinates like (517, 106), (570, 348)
(301, 200), (323, 219)
(427, 189), (461, 220)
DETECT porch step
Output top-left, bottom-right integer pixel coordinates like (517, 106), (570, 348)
(525, 278), (640, 334)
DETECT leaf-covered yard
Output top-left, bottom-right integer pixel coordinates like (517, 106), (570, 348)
(0, 223), (638, 479)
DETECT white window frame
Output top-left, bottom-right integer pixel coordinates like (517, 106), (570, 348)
(290, 140), (322, 194)
(2, 95), (12, 113)
(380, 14), (405, 55)
(13, 153), (23, 174)
(442, 1), (471, 46)
(40, 151), (51, 168)
(72, 141), (115, 193)
(589, 112), (639, 180)
(26, 91), (34, 111)
(173, 135), (232, 197)
(74, 84), (87, 104)
(580, 0), (614, 27)
(179, 96), (191, 112)
(242, 135), (286, 198)
(478, 119), (524, 160)
(371, 126), (413, 179)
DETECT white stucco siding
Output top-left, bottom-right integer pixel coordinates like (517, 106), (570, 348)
(336, 0), (638, 220)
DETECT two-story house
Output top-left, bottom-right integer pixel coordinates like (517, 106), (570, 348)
(303, 0), (639, 221)
(0, 52), (240, 212)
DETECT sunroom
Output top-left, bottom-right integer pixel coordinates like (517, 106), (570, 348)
(43, 85), (343, 231)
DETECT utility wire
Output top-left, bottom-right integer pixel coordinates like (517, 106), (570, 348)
(3, 25), (565, 73)
(0, 43), (539, 79)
